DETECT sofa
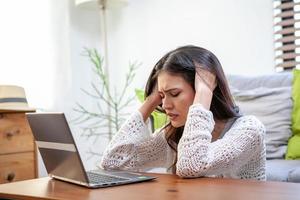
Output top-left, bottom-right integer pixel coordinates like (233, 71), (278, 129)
(227, 72), (300, 182)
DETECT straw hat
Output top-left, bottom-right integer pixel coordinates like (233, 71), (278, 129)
(0, 85), (35, 113)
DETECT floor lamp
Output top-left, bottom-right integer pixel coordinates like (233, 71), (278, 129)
(75, 0), (128, 134)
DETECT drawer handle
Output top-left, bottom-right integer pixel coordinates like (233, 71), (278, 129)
(5, 130), (20, 139)
(6, 132), (14, 139)
(6, 172), (15, 182)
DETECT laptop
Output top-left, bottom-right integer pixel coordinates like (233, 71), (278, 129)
(26, 112), (156, 188)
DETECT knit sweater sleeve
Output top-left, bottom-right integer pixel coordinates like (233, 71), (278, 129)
(100, 110), (173, 171)
(176, 104), (265, 178)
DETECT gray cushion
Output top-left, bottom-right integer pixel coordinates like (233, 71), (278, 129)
(227, 73), (293, 159)
(227, 73), (292, 90)
(266, 160), (300, 182)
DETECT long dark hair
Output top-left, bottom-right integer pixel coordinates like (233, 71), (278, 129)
(144, 45), (238, 172)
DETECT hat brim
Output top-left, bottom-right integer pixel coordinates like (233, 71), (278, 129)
(0, 108), (36, 113)
(0, 104), (36, 113)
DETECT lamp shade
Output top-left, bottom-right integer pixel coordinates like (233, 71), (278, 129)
(75, 0), (98, 10)
(75, 0), (128, 10)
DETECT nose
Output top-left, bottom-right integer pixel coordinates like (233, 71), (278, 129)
(162, 97), (173, 110)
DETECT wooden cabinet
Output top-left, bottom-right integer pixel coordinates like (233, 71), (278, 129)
(0, 113), (37, 183)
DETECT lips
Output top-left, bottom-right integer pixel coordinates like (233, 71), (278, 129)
(167, 113), (179, 121)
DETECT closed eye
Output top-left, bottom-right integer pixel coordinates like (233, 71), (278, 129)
(170, 92), (180, 97)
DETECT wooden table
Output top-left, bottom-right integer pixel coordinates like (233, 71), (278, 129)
(0, 173), (300, 200)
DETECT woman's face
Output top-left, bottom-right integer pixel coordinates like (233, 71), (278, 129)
(157, 71), (195, 127)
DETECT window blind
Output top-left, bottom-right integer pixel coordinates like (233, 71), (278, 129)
(274, 0), (300, 71)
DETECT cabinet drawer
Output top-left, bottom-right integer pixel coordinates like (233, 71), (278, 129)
(0, 152), (36, 184)
(0, 113), (34, 154)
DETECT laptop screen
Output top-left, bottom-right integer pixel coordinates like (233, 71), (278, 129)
(26, 113), (88, 183)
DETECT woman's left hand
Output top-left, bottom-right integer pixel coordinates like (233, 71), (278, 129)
(193, 67), (217, 109)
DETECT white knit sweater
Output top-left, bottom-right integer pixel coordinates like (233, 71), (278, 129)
(100, 104), (266, 180)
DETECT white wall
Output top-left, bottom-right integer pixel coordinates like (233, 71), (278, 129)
(50, 0), (105, 173)
(0, 0), (103, 177)
(0, 0), (55, 109)
(105, 0), (275, 91)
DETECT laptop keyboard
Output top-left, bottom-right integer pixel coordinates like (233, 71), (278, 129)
(86, 172), (129, 184)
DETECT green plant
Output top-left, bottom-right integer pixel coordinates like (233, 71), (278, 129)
(73, 48), (140, 145)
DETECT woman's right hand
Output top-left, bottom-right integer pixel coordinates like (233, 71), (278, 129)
(139, 84), (162, 122)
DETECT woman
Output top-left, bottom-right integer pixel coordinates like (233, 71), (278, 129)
(100, 45), (266, 180)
